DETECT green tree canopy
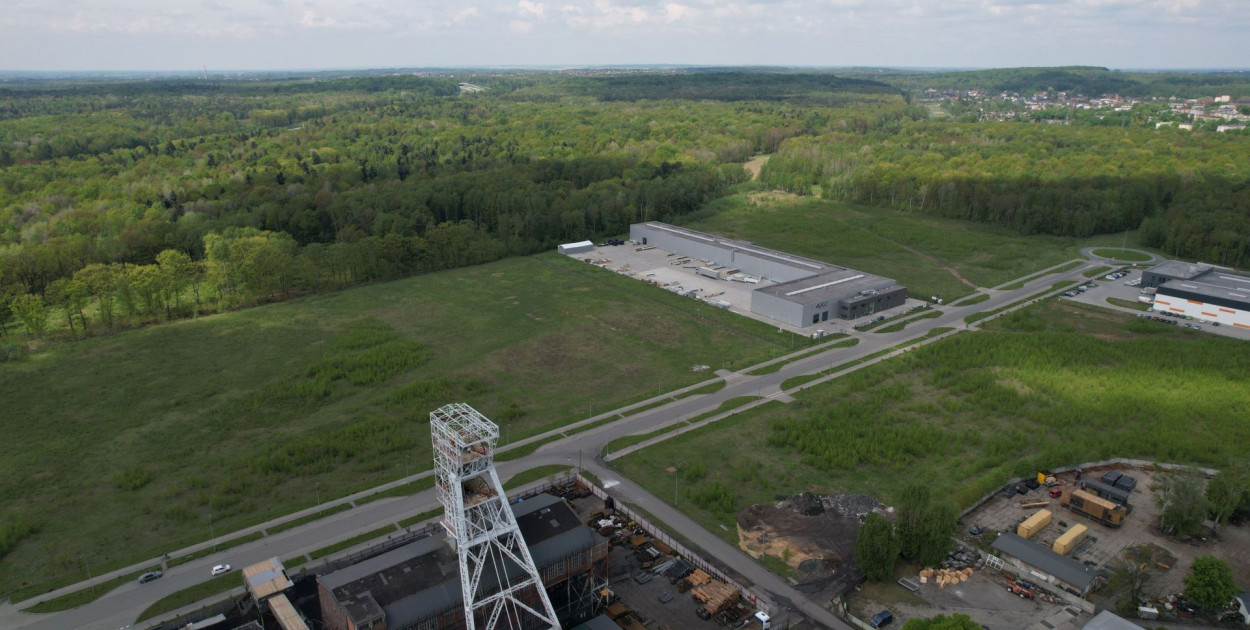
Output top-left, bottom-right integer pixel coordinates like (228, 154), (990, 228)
(1184, 555), (1238, 610)
(901, 613), (982, 630)
(854, 512), (899, 582)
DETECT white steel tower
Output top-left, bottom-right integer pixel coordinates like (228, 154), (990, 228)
(431, 403), (560, 630)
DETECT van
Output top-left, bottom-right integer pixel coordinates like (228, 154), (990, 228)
(870, 610), (894, 628)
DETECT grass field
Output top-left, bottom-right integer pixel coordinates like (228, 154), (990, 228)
(683, 194), (1094, 302)
(614, 300), (1250, 546)
(1107, 297), (1152, 311)
(1092, 248), (1153, 262)
(0, 252), (800, 600)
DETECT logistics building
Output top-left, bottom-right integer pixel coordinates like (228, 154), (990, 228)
(1143, 260), (1250, 329)
(318, 494), (608, 630)
(628, 222), (906, 326)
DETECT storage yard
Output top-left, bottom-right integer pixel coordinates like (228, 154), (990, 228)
(844, 464), (1250, 629)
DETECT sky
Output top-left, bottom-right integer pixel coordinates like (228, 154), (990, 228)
(1, 0), (1248, 72)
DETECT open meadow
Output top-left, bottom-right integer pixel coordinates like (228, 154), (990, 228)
(0, 252), (799, 599)
(614, 300), (1250, 545)
(681, 193), (1136, 301)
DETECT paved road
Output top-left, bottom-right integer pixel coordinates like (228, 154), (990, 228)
(3, 257), (1101, 630)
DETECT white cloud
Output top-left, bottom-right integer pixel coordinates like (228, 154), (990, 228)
(518, 0), (546, 16)
(1, 0), (1248, 69)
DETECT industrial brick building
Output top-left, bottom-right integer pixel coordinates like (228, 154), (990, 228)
(628, 222), (906, 326)
(318, 494), (608, 630)
(1143, 260), (1250, 329)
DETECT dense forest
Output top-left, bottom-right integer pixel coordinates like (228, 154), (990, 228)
(760, 122), (1250, 266)
(2, 69), (1249, 343)
(851, 65), (1250, 99)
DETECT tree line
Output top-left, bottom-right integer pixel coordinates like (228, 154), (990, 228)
(760, 122), (1250, 266)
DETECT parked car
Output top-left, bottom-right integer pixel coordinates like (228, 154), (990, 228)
(870, 610), (894, 628)
(1023, 478), (1040, 490)
(138, 570), (163, 584)
(211, 564), (232, 576)
(1008, 579), (1035, 599)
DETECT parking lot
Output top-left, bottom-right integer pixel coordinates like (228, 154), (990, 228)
(1064, 268), (1250, 341)
(566, 243), (924, 335)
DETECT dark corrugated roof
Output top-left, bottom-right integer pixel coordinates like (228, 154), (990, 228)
(992, 532), (1097, 590)
(319, 494), (597, 629)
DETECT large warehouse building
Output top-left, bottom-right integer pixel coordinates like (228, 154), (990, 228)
(628, 222), (906, 326)
(1142, 260), (1250, 329)
(318, 494), (608, 630)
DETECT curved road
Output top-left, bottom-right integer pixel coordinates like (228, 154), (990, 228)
(5, 256), (1106, 630)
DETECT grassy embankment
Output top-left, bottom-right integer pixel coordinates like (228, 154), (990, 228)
(615, 300), (1250, 547)
(1092, 248), (1153, 262)
(0, 252), (799, 601)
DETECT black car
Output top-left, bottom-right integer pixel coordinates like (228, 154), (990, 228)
(1023, 478), (1040, 490)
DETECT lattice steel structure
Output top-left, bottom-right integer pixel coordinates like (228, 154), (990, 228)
(431, 403), (560, 630)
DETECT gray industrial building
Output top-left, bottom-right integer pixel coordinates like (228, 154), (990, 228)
(628, 222), (906, 327)
(1142, 260), (1250, 330)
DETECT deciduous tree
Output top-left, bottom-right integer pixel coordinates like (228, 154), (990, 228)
(855, 512), (899, 582)
(1184, 555), (1237, 610)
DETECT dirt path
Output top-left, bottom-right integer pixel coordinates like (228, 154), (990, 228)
(743, 155), (770, 181)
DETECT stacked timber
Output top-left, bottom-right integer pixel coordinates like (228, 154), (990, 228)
(692, 580), (740, 616)
(918, 567), (973, 589)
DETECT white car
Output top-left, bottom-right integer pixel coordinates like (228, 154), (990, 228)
(211, 564), (232, 576)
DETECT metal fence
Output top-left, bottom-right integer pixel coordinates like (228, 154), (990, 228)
(572, 472), (769, 614)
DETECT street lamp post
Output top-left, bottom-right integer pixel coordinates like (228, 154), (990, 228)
(82, 554), (95, 593)
(209, 513), (216, 551)
(316, 481), (322, 515)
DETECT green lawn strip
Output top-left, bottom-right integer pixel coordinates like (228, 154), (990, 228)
(136, 572), (242, 623)
(307, 524), (401, 561)
(745, 338), (859, 375)
(579, 470), (601, 487)
(896, 328), (956, 349)
(265, 503), (354, 535)
(1, 251), (797, 594)
(605, 422), (692, 456)
(1083, 265), (1112, 278)
(616, 397), (677, 418)
(950, 292), (991, 306)
(1091, 248), (1152, 262)
(503, 465), (574, 491)
(874, 310), (942, 333)
(616, 302), (1250, 556)
(398, 508), (444, 529)
(997, 260), (1084, 290)
(20, 567), (160, 613)
(756, 554), (797, 581)
(780, 374), (823, 390)
(673, 380), (727, 399)
(496, 435), (562, 462)
(1107, 297), (1151, 312)
(166, 531), (265, 568)
(562, 415), (622, 437)
(354, 478), (437, 506)
(966, 282), (1074, 325)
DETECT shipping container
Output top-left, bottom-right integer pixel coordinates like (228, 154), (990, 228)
(697, 267), (721, 279)
(1079, 479), (1131, 506)
(1100, 470), (1123, 486)
(1017, 509), (1052, 539)
(1052, 523), (1088, 555)
(1113, 475), (1137, 492)
(1062, 488), (1128, 527)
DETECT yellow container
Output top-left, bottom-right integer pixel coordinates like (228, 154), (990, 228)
(1017, 509), (1052, 539)
(1052, 523), (1088, 555)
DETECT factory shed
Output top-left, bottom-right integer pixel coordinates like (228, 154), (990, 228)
(991, 532), (1099, 596)
(1083, 610), (1146, 630)
(559, 241), (595, 255)
(318, 494), (607, 630)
